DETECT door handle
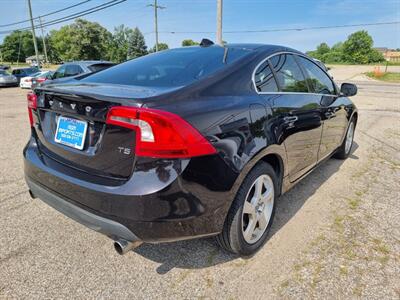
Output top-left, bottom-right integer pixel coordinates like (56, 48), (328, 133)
(283, 116), (298, 123)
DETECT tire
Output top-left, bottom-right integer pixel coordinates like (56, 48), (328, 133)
(333, 118), (356, 159)
(216, 162), (278, 255)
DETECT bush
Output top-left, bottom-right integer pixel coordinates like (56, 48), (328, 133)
(308, 30), (385, 64)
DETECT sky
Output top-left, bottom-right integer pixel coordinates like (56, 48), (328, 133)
(0, 0), (399, 51)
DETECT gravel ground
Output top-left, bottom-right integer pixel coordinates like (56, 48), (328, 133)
(0, 65), (399, 299)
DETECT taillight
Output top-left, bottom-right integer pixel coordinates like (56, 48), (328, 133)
(27, 92), (37, 127)
(37, 78), (46, 83)
(106, 106), (217, 158)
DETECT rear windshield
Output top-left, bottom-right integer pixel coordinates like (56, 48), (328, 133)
(82, 46), (251, 87)
(26, 68), (39, 74)
(31, 72), (42, 77)
(87, 63), (115, 72)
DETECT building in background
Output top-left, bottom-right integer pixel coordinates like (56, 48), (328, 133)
(25, 55), (45, 65)
(375, 47), (400, 62)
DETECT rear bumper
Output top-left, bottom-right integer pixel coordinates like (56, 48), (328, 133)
(24, 137), (230, 243)
(27, 178), (139, 242)
(0, 81), (18, 87)
(20, 82), (32, 89)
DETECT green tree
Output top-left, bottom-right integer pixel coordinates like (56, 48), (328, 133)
(182, 39), (199, 46)
(368, 48), (386, 63)
(49, 19), (112, 62)
(316, 42), (330, 56)
(127, 27), (147, 59)
(108, 25), (133, 63)
(149, 42), (169, 52)
(0, 30), (42, 63)
(342, 30), (384, 64)
(321, 42), (344, 63)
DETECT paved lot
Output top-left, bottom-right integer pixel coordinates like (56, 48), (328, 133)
(0, 67), (399, 298)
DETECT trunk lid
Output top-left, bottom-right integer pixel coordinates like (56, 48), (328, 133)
(33, 83), (180, 180)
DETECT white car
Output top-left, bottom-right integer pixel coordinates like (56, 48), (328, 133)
(19, 71), (47, 89)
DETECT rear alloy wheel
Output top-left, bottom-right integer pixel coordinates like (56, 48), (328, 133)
(334, 118), (356, 159)
(216, 162), (277, 255)
(242, 174), (274, 244)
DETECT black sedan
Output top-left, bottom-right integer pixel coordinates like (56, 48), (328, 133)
(24, 42), (357, 256)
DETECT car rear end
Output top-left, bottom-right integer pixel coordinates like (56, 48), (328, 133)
(31, 71), (54, 89)
(24, 84), (218, 245)
(0, 71), (18, 87)
(23, 46), (255, 252)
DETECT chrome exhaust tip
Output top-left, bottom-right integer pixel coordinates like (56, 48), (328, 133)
(114, 239), (142, 255)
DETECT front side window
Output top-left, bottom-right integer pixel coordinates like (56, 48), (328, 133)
(269, 54), (308, 93)
(254, 60), (278, 92)
(296, 56), (335, 95)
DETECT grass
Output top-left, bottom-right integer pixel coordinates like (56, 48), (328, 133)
(365, 72), (400, 82)
(326, 61), (400, 67)
(347, 198), (361, 210)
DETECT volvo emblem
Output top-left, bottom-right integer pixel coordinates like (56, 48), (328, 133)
(85, 106), (92, 113)
(70, 103), (76, 110)
(49, 100), (53, 106)
(59, 102), (63, 108)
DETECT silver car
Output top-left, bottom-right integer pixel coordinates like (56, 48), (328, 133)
(0, 70), (18, 87)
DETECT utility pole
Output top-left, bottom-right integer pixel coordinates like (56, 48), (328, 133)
(216, 0), (223, 45)
(27, 0), (40, 68)
(147, 0), (165, 52)
(38, 17), (48, 65)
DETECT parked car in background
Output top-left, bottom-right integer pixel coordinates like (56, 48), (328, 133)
(48, 61), (115, 84)
(0, 69), (18, 87)
(30, 71), (54, 90)
(20, 71), (50, 89)
(12, 67), (39, 84)
(0, 64), (10, 70)
(24, 43), (358, 256)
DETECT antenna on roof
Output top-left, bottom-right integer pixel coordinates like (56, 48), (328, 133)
(200, 38), (214, 47)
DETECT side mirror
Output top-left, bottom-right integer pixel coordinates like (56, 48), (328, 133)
(340, 83), (357, 97)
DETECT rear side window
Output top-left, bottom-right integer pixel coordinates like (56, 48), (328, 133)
(65, 65), (83, 76)
(254, 61), (278, 92)
(269, 54), (308, 93)
(296, 56), (335, 95)
(53, 65), (66, 79)
(82, 46), (251, 87)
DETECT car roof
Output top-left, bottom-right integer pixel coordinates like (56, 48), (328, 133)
(63, 61), (114, 66)
(205, 43), (303, 57)
(13, 67), (38, 70)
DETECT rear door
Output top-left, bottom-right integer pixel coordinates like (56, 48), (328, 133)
(267, 54), (323, 182)
(296, 55), (348, 160)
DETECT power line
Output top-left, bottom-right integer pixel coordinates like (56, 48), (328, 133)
(0, 0), (92, 28)
(162, 21), (400, 34)
(0, 0), (127, 35)
(29, 0), (124, 29)
(147, 0), (166, 51)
